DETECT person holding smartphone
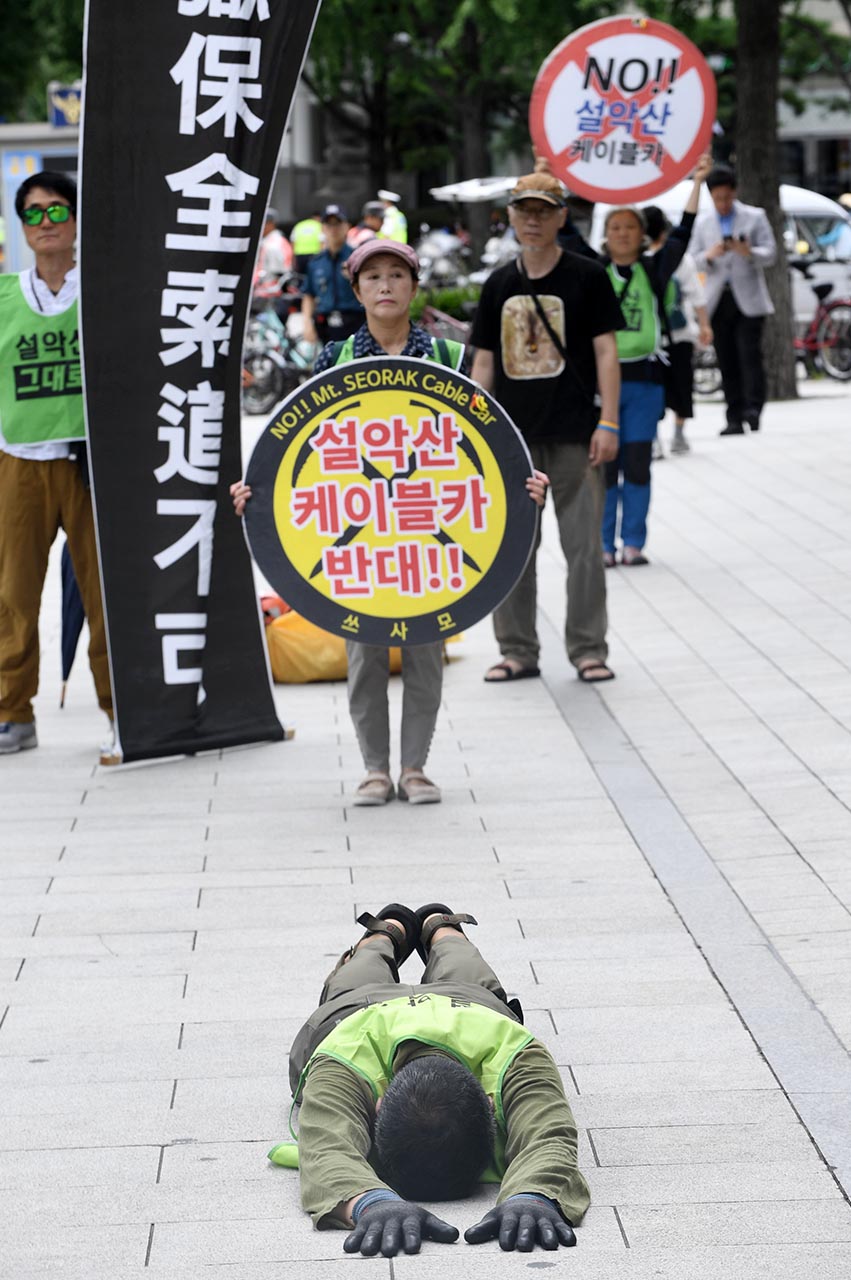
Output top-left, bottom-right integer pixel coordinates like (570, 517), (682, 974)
(690, 167), (777, 435)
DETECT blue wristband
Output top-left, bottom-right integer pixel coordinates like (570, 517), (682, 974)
(507, 1193), (561, 1213)
(351, 1189), (401, 1223)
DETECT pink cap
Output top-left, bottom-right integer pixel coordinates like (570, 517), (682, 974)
(347, 238), (420, 279)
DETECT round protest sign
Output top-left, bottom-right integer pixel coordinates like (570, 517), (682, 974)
(530, 16), (716, 205)
(244, 357), (537, 647)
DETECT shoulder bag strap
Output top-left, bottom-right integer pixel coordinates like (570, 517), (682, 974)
(516, 256), (597, 409)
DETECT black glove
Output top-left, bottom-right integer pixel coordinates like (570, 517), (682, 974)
(343, 1199), (459, 1257)
(464, 1194), (576, 1252)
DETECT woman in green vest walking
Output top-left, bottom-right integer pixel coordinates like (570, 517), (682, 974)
(232, 238), (548, 807)
(600, 154), (712, 566)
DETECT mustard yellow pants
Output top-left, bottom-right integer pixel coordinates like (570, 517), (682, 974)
(0, 451), (112, 723)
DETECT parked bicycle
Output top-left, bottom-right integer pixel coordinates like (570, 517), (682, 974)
(792, 261), (851, 380)
(243, 272), (319, 415)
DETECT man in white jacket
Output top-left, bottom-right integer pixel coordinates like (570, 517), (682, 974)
(689, 166), (777, 435)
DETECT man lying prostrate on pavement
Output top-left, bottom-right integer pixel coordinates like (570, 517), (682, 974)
(283, 903), (589, 1257)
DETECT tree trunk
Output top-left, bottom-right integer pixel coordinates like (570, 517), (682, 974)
(734, 0), (797, 399)
(459, 19), (491, 259)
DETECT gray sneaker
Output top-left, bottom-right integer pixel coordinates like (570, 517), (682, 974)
(670, 433), (691, 454)
(0, 721), (38, 754)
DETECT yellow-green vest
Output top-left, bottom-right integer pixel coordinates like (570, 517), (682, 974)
(0, 275), (84, 444)
(606, 260), (664, 363)
(292, 992), (534, 1175)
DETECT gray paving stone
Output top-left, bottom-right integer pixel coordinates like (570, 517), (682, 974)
(618, 1200), (851, 1248)
(0, 1144), (162, 1190)
(587, 1160), (842, 1206)
(0, 1223), (151, 1271)
(590, 1120), (819, 1167)
(570, 1057), (778, 1094)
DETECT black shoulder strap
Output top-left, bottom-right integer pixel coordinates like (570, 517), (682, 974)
(517, 256), (596, 408)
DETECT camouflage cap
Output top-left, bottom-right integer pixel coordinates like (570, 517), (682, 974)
(508, 171), (567, 207)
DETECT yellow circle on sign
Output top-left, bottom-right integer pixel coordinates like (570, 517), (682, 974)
(271, 387), (507, 619)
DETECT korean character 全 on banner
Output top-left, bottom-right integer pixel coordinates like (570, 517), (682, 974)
(361, 417), (410, 471)
(154, 499), (216, 596)
(165, 154), (259, 253)
(391, 479), (439, 533)
(311, 418), (360, 472)
(178, 0), (270, 17)
(576, 99), (605, 134)
(154, 381), (224, 486)
(290, 483), (342, 536)
(323, 545), (374, 597)
(638, 101), (673, 137)
(155, 612), (207, 686)
(15, 333), (38, 361)
(373, 543), (424, 597)
(438, 477), (491, 531)
(412, 414), (462, 469)
(171, 33), (263, 138)
(159, 269), (239, 367)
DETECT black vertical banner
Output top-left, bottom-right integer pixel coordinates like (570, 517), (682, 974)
(79, 0), (321, 762)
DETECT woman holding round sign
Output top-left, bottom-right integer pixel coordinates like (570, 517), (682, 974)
(599, 153), (711, 566)
(232, 239), (547, 809)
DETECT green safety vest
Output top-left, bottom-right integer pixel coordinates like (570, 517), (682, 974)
(291, 992), (534, 1176)
(0, 275), (84, 444)
(379, 206), (408, 245)
(332, 333), (464, 370)
(606, 261), (670, 363)
(291, 218), (323, 256)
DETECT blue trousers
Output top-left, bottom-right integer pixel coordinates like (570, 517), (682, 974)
(602, 381), (664, 553)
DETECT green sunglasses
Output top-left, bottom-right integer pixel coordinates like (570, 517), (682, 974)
(21, 203), (72, 227)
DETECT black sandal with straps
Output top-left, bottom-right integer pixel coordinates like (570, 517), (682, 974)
(414, 902), (478, 964)
(354, 903), (420, 968)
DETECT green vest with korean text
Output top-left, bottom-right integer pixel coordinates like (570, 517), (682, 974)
(606, 261), (671, 363)
(332, 334), (464, 370)
(0, 274), (84, 444)
(292, 992), (534, 1176)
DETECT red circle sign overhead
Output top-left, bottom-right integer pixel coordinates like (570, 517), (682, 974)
(530, 16), (717, 205)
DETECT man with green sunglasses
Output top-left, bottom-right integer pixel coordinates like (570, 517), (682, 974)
(0, 171), (114, 760)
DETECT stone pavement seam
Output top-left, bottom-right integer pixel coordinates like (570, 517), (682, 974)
(538, 610), (851, 1208)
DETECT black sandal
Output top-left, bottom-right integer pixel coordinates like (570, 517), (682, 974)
(354, 903), (420, 968)
(414, 902), (478, 964)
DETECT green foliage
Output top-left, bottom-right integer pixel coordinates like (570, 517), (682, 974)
(0, 0), (83, 122)
(410, 283), (481, 322)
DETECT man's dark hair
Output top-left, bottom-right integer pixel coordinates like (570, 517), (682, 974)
(373, 1056), (496, 1200)
(15, 171), (77, 219)
(706, 165), (736, 193)
(643, 205), (669, 243)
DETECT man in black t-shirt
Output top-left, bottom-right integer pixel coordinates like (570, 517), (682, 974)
(471, 170), (623, 684)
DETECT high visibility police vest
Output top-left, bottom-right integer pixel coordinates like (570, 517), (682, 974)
(379, 206), (408, 245)
(291, 218), (323, 257)
(332, 334), (465, 370)
(606, 261), (671, 364)
(293, 992), (535, 1175)
(0, 275), (84, 444)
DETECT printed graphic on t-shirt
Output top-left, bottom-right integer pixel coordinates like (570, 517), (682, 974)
(500, 295), (565, 379)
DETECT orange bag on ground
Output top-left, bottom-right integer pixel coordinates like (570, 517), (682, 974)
(265, 610), (404, 683)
